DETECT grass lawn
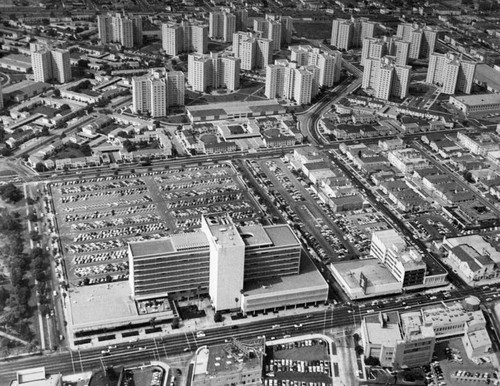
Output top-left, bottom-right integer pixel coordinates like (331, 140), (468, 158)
(294, 22), (332, 40)
(53, 146), (85, 160)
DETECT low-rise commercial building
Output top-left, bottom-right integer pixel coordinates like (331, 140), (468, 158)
(192, 339), (264, 386)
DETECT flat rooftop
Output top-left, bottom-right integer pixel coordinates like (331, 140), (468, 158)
(239, 224), (299, 248)
(129, 232), (209, 257)
(244, 253), (327, 296)
(331, 258), (400, 290)
(68, 281), (175, 331)
(194, 339), (264, 378)
(187, 99), (285, 117)
(364, 311), (402, 347)
(451, 93), (500, 106)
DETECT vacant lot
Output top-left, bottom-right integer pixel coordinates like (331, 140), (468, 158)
(294, 22), (332, 40)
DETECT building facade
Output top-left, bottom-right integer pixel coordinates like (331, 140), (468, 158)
(188, 52), (240, 92)
(132, 69), (185, 117)
(31, 49), (71, 84)
(233, 31), (272, 71)
(362, 56), (410, 100)
(427, 52), (476, 94)
(162, 21), (208, 56)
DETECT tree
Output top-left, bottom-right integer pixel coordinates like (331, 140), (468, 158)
(60, 104), (70, 111)
(53, 89), (61, 98)
(355, 345), (364, 356)
(80, 143), (92, 156)
(35, 163), (47, 173)
(30, 231), (41, 241)
(171, 317), (180, 329)
(214, 311), (223, 323)
(0, 183), (23, 203)
(0, 147), (11, 157)
(364, 356), (380, 366)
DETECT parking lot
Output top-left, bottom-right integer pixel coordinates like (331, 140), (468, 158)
(264, 338), (333, 386)
(428, 338), (499, 386)
(49, 163), (263, 286)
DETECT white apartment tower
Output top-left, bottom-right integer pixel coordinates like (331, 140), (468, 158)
(188, 52), (240, 92)
(281, 16), (293, 44)
(132, 69), (185, 117)
(264, 59), (316, 104)
(289, 45), (341, 87)
(362, 56), (410, 100)
(268, 20), (282, 51)
(112, 13), (134, 48)
(361, 37), (388, 67)
(294, 68), (313, 105)
(427, 52), (476, 94)
(31, 49), (71, 84)
(31, 50), (52, 83)
(253, 16), (283, 51)
(162, 23), (183, 56)
(209, 10), (236, 42)
(393, 39), (410, 65)
(233, 31), (272, 71)
(51, 49), (72, 84)
(97, 13), (142, 48)
(166, 71), (185, 107)
(234, 9), (248, 31)
(265, 63), (286, 99)
(162, 21), (208, 56)
(97, 15), (112, 44)
(396, 22), (439, 59)
(331, 17), (376, 50)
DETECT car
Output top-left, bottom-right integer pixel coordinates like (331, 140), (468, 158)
(196, 331), (206, 337)
(272, 324), (280, 329)
(294, 324), (303, 328)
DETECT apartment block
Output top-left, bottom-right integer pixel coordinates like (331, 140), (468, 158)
(132, 69), (185, 117)
(331, 17), (376, 50)
(233, 31), (272, 70)
(209, 10), (236, 42)
(97, 13), (142, 48)
(162, 21), (208, 56)
(188, 52), (240, 92)
(362, 56), (410, 100)
(396, 22), (439, 59)
(427, 52), (476, 94)
(361, 37), (388, 67)
(289, 45), (341, 87)
(265, 60), (316, 104)
(31, 48), (71, 84)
